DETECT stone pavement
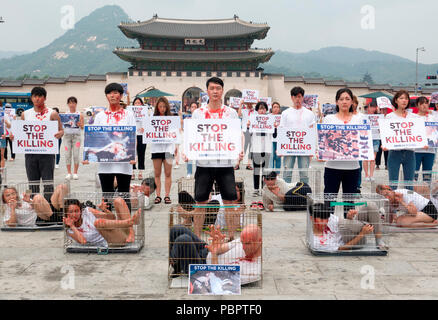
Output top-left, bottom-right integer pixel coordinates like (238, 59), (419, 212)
(1, 146), (438, 300)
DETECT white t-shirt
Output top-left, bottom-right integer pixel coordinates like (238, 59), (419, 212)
(192, 105), (239, 168)
(394, 189), (429, 211)
(23, 107), (55, 121)
(311, 214), (344, 252)
(323, 113), (364, 170)
(206, 239), (262, 285)
(93, 108), (136, 175)
(280, 106), (316, 129)
(67, 207), (108, 247)
(3, 201), (37, 227)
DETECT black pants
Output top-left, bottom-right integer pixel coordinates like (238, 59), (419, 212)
(98, 173), (131, 193)
(25, 154), (55, 183)
(252, 153), (270, 190)
(5, 137), (14, 160)
(169, 226), (208, 275)
(133, 135), (146, 170)
(375, 141), (388, 167)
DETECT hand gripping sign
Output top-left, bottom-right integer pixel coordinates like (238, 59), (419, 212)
(378, 118), (427, 150)
(12, 120), (59, 154)
(277, 127), (316, 156)
(184, 119), (242, 161)
(143, 116), (180, 144)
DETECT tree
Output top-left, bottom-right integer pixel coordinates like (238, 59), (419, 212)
(362, 72), (374, 84)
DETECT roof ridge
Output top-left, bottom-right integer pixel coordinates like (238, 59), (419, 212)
(120, 16), (269, 27)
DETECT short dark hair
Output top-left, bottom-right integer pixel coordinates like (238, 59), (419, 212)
(264, 171), (278, 180)
(141, 178), (156, 190)
(132, 97), (144, 106)
(290, 86), (305, 97)
(416, 96), (429, 106)
(31, 87), (47, 98)
(67, 96), (77, 104)
(105, 83), (124, 95)
(53, 107), (60, 113)
(309, 202), (332, 219)
(392, 90), (410, 109)
(335, 88), (354, 113)
(255, 101), (268, 112)
(206, 77), (224, 89)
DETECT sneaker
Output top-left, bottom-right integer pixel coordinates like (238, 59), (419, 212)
(174, 165), (180, 169)
(186, 174), (191, 178)
(55, 165), (59, 169)
(65, 174), (72, 180)
(370, 177), (375, 182)
(73, 174), (79, 180)
(252, 190), (260, 196)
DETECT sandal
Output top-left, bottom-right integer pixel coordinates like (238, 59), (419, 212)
(246, 165), (253, 170)
(154, 196), (162, 204)
(164, 196), (172, 204)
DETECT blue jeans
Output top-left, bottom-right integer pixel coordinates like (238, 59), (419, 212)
(283, 156), (310, 184)
(415, 152), (435, 181)
(187, 161), (193, 176)
(269, 142), (282, 172)
(387, 150), (415, 185)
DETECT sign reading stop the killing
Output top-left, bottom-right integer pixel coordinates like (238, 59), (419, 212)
(12, 121), (58, 154)
(242, 89), (259, 104)
(143, 116), (180, 144)
(277, 127), (316, 156)
(378, 118), (427, 150)
(184, 119), (241, 161)
(249, 114), (275, 133)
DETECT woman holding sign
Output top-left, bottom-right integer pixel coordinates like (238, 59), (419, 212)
(415, 96), (436, 181)
(84, 83), (136, 194)
(150, 97), (176, 204)
(63, 97), (84, 180)
(384, 90), (420, 184)
(322, 88), (364, 203)
(131, 97), (148, 181)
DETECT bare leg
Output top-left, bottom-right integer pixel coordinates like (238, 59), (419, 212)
(363, 160), (369, 178)
(113, 197), (135, 242)
(153, 159), (163, 198)
(50, 184), (69, 210)
(66, 164), (72, 175)
(32, 194), (53, 220)
(396, 212), (437, 228)
(74, 164), (79, 175)
(94, 211), (139, 245)
(163, 159), (172, 198)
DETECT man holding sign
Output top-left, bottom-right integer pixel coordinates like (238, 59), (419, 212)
(187, 77), (244, 240)
(280, 86), (316, 184)
(16, 87), (64, 183)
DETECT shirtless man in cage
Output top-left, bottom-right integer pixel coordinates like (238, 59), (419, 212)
(63, 197), (141, 247)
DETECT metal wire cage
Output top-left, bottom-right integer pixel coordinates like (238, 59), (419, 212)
(1, 180), (70, 231)
(168, 205), (262, 289)
(306, 193), (389, 256)
(371, 180), (438, 232)
(63, 192), (145, 254)
(260, 168), (322, 211)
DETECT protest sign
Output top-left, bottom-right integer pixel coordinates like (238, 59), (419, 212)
(189, 264), (241, 295)
(229, 97), (242, 109)
(364, 114), (383, 139)
(60, 113), (81, 134)
(143, 116), (180, 144)
(303, 95), (318, 110)
(83, 126), (135, 163)
(424, 122), (438, 148)
(377, 96), (393, 109)
(12, 121), (58, 154)
(127, 105), (147, 122)
(317, 123), (374, 160)
(248, 114), (275, 133)
(4, 108), (15, 118)
(378, 118), (427, 150)
(277, 127), (316, 156)
(184, 119), (241, 161)
(431, 92), (438, 104)
(169, 100), (182, 115)
(259, 97), (272, 109)
(120, 83), (128, 96)
(200, 92), (209, 104)
(242, 89), (259, 104)
(322, 103), (337, 116)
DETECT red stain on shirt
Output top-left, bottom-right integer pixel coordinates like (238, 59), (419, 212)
(104, 109), (126, 124)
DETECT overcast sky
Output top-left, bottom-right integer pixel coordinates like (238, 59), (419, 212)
(1, 0), (437, 64)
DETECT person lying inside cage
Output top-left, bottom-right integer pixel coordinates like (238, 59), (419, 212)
(63, 197), (141, 248)
(309, 201), (387, 252)
(131, 177), (156, 209)
(169, 224), (262, 284)
(177, 184), (243, 229)
(376, 184), (438, 228)
(2, 184), (68, 227)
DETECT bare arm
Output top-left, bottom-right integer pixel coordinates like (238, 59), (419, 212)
(338, 225), (373, 250)
(5, 206), (17, 227)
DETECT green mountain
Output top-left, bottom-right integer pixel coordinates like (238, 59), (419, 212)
(262, 48), (438, 85)
(0, 5), (135, 78)
(0, 5), (437, 86)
